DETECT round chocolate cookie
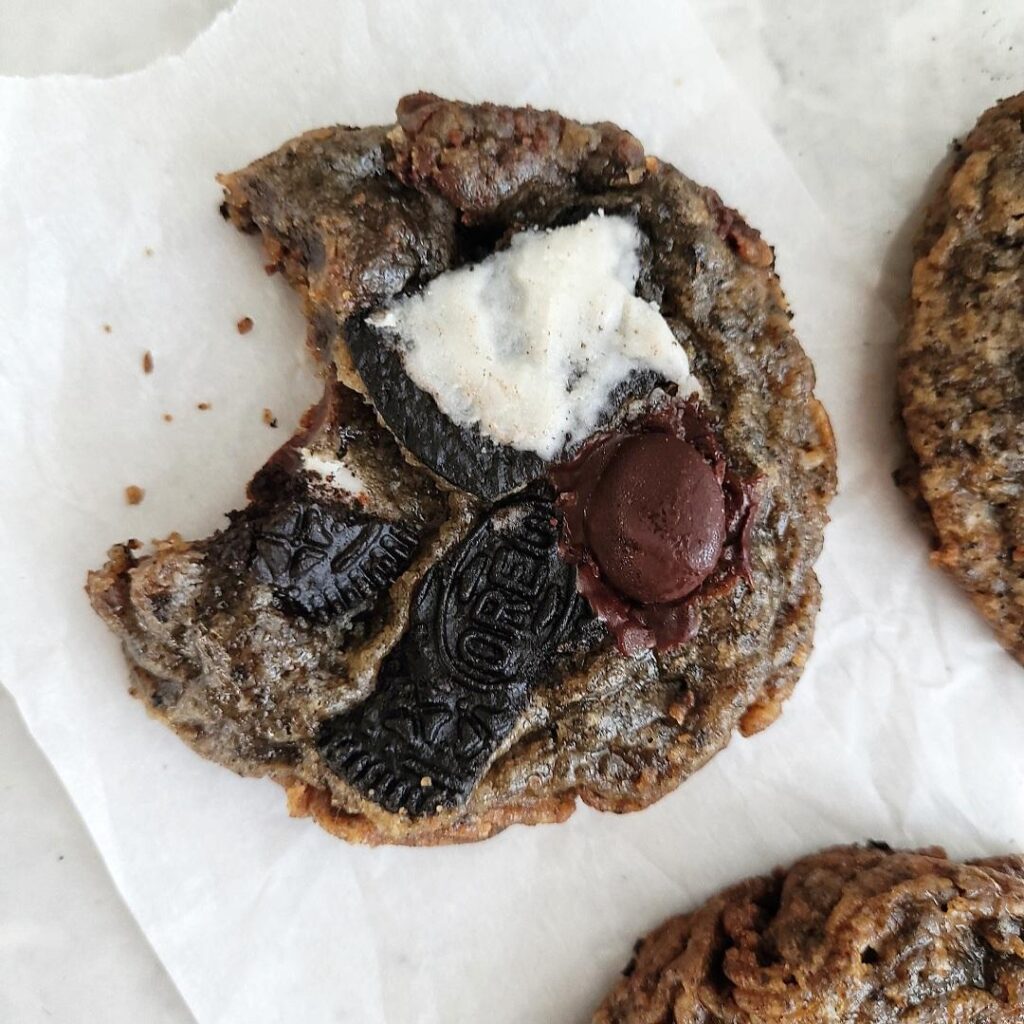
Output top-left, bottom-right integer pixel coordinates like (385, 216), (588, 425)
(899, 93), (1024, 664)
(87, 95), (835, 845)
(594, 844), (1024, 1023)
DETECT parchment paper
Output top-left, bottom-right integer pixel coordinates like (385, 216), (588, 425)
(2, 2), (1023, 1022)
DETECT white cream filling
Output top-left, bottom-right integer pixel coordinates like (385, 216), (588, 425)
(368, 213), (697, 459)
(301, 450), (366, 497)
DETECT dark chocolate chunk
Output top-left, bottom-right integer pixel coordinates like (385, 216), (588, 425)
(317, 490), (598, 815)
(215, 500), (420, 623)
(344, 313), (545, 500)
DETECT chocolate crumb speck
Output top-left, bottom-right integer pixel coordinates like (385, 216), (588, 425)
(142, 351), (154, 374)
(197, 402), (211, 411)
(237, 316), (254, 335)
(102, 323), (112, 334)
(262, 408), (278, 428)
(163, 413), (173, 423)
(125, 486), (145, 506)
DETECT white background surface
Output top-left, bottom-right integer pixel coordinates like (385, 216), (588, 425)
(2, 2), (1023, 1022)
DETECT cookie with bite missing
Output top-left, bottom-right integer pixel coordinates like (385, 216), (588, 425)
(87, 94), (834, 845)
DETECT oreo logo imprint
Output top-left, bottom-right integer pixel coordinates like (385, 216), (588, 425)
(317, 492), (598, 816)
(221, 500), (419, 623)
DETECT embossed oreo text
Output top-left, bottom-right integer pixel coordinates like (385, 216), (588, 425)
(217, 500), (419, 623)
(317, 493), (597, 816)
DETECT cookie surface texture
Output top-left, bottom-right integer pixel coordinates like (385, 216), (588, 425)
(900, 92), (1024, 663)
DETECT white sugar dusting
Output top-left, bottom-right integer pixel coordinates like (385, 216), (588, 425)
(301, 450), (366, 497)
(366, 213), (697, 458)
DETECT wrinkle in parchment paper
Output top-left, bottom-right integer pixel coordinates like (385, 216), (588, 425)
(2, 2), (1023, 1022)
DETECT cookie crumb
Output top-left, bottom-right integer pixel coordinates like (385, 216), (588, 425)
(667, 693), (695, 724)
(102, 323), (112, 334)
(125, 485), (145, 506)
(162, 413), (173, 422)
(262, 408), (278, 428)
(237, 316), (254, 335)
(142, 351), (154, 374)
(144, 247), (154, 257)
(197, 402), (211, 411)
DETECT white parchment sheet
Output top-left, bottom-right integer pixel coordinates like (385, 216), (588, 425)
(2, 2), (1023, 1021)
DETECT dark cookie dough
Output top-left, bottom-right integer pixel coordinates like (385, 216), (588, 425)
(899, 92), (1024, 664)
(87, 95), (835, 845)
(594, 844), (1024, 1023)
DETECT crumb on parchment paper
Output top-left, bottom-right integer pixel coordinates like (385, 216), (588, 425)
(142, 351), (154, 373)
(262, 408), (278, 428)
(124, 486), (145, 506)
(102, 323), (112, 333)
(162, 413), (173, 422)
(237, 316), (254, 335)
(197, 402), (211, 411)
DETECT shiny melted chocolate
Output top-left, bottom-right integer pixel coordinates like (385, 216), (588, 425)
(549, 398), (758, 655)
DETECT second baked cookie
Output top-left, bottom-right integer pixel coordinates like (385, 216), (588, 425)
(900, 92), (1024, 663)
(595, 843), (1024, 1022)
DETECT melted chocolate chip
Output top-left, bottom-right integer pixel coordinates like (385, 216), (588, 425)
(550, 398), (757, 654)
(586, 433), (726, 604)
(214, 500), (420, 623)
(317, 490), (598, 816)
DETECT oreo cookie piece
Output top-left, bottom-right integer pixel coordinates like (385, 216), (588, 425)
(318, 490), (596, 815)
(345, 313), (545, 500)
(899, 92), (1024, 663)
(87, 95), (835, 845)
